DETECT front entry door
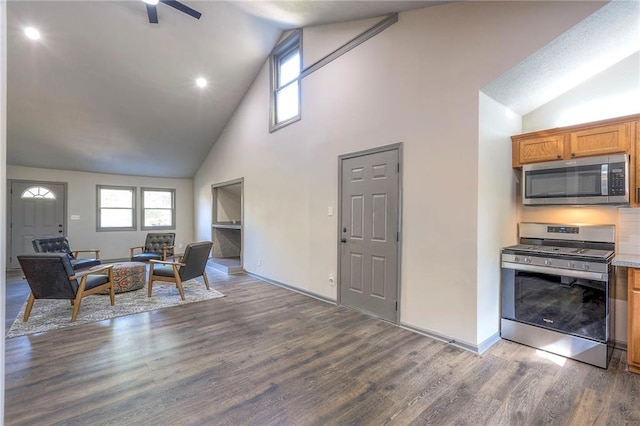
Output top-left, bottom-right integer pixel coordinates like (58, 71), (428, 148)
(339, 147), (400, 322)
(9, 181), (66, 269)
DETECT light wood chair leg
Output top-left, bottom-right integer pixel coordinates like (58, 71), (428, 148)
(70, 293), (83, 322)
(175, 276), (185, 300)
(108, 268), (115, 306)
(71, 277), (87, 322)
(23, 293), (36, 322)
(147, 263), (155, 297)
(202, 272), (210, 290)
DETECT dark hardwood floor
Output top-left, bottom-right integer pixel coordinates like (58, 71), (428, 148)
(5, 265), (640, 425)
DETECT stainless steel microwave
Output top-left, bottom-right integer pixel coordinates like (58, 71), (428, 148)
(522, 153), (629, 206)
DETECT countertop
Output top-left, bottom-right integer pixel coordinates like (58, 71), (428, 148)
(612, 254), (640, 268)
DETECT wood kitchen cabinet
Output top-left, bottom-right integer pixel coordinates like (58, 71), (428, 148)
(628, 268), (640, 374)
(512, 113), (640, 206)
(513, 134), (564, 165)
(568, 123), (630, 159)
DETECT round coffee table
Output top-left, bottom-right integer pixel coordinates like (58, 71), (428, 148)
(98, 262), (146, 294)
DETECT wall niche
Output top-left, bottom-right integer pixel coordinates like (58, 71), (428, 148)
(211, 178), (243, 273)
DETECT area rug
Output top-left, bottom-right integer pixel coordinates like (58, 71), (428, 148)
(6, 281), (225, 338)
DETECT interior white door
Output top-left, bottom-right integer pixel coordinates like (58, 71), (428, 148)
(339, 148), (399, 322)
(9, 181), (66, 269)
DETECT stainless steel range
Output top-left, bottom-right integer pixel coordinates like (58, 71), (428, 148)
(501, 222), (615, 368)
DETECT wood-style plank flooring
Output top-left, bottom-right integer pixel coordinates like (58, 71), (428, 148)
(5, 266), (640, 425)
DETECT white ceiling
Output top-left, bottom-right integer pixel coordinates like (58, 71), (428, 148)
(6, 1), (639, 178)
(482, 0), (640, 116)
(6, 0), (439, 178)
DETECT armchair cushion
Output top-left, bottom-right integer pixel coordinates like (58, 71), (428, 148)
(32, 237), (101, 270)
(131, 233), (175, 262)
(32, 236), (74, 258)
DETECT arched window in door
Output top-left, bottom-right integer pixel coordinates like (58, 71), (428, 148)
(21, 186), (56, 199)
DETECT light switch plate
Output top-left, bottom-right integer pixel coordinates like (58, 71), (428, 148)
(328, 206), (334, 216)
(71, 215), (80, 220)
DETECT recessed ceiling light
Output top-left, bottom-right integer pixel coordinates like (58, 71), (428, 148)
(143, 0), (159, 5)
(196, 77), (207, 88)
(24, 27), (41, 41)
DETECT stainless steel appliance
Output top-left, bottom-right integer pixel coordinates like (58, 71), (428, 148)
(501, 222), (615, 368)
(522, 153), (629, 206)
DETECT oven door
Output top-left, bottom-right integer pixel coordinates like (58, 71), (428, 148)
(501, 262), (610, 343)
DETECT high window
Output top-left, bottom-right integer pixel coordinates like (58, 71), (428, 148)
(270, 31), (301, 131)
(97, 185), (136, 231)
(141, 188), (175, 230)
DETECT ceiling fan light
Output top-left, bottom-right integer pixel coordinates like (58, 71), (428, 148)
(143, 0), (159, 5)
(196, 78), (207, 88)
(24, 27), (41, 40)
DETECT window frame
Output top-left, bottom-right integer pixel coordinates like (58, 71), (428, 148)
(270, 30), (302, 132)
(141, 187), (176, 231)
(96, 185), (137, 232)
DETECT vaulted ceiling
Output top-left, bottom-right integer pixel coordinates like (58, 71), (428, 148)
(6, 1), (639, 179)
(6, 0), (437, 178)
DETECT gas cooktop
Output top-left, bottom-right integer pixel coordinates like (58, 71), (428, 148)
(502, 244), (614, 261)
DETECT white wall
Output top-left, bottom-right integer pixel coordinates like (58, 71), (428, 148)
(7, 165), (194, 261)
(1, 0), (7, 419)
(477, 93), (522, 348)
(194, 1), (604, 348)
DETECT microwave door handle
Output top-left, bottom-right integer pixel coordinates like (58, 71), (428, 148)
(601, 164), (608, 196)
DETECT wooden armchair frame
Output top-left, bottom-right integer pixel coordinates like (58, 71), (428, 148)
(18, 254), (115, 322)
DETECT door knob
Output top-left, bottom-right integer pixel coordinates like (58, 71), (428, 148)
(341, 238), (347, 243)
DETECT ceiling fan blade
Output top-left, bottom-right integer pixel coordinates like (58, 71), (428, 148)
(146, 4), (159, 24)
(161, 0), (202, 20)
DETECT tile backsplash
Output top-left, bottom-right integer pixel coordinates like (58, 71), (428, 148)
(618, 208), (640, 255)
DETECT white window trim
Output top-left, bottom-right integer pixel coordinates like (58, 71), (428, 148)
(141, 187), (176, 231)
(96, 185), (136, 232)
(270, 30), (302, 132)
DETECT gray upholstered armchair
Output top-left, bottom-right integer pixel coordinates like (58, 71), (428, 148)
(148, 241), (213, 300)
(17, 253), (115, 322)
(32, 236), (101, 271)
(130, 232), (175, 262)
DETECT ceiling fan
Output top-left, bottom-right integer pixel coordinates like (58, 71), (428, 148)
(142, 0), (202, 24)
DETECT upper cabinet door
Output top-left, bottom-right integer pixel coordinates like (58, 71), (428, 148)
(569, 123), (630, 158)
(514, 134), (564, 167)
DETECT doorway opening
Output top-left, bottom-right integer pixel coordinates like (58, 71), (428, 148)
(211, 178), (243, 274)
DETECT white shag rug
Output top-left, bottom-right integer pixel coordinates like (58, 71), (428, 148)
(7, 280), (224, 338)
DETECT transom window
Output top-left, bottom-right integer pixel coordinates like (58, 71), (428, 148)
(97, 185), (136, 231)
(21, 186), (55, 199)
(141, 188), (176, 230)
(270, 31), (301, 131)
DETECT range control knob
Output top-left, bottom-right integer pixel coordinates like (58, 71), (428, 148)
(514, 256), (520, 262)
(544, 259), (552, 266)
(568, 262), (575, 268)
(524, 257), (531, 263)
(583, 263), (590, 271)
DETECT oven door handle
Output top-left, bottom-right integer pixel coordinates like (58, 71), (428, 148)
(501, 261), (608, 281)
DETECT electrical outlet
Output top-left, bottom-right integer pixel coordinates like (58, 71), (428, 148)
(329, 273), (335, 286)
(178, 243), (183, 249)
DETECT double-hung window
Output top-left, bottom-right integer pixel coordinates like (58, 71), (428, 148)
(270, 31), (301, 131)
(141, 187), (175, 230)
(97, 185), (136, 231)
